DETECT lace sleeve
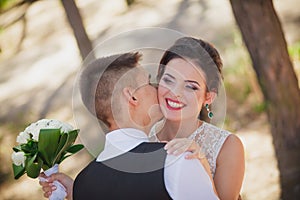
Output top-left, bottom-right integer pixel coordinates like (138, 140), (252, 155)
(189, 122), (230, 176)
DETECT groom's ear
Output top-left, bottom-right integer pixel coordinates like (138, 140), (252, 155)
(123, 87), (138, 106)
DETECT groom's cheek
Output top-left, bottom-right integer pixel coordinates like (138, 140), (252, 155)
(148, 104), (163, 124)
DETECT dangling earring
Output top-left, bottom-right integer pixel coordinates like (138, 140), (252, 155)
(205, 104), (213, 119)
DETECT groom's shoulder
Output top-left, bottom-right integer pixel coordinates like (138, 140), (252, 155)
(131, 142), (167, 153)
(77, 159), (98, 174)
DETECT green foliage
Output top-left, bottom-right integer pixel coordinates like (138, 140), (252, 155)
(224, 69), (253, 104)
(25, 153), (42, 178)
(12, 163), (25, 179)
(0, 0), (10, 8)
(0, 0), (17, 10)
(253, 102), (267, 113)
(38, 129), (61, 168)
(288, 41), (300, 61)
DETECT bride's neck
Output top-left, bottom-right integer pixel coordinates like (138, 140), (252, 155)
(157, 118), (201, 141)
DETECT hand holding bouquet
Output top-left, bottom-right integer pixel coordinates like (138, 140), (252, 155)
(11, 119), (84, 200)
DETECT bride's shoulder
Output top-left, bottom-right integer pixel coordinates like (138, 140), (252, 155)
(201, 121), (231, 136)
(217, 134), (245, 163)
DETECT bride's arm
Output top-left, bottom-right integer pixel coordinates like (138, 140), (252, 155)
(213, 134), (245, 200)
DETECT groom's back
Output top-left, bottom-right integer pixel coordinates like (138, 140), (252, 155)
(73, 143), (172, 200)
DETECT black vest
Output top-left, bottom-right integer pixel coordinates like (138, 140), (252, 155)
(73, 142), (172, 200)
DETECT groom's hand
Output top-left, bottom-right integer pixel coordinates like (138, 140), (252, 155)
(39, 172), (74, 200)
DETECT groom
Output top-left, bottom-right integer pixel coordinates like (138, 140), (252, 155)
(40, 52), (218, 200)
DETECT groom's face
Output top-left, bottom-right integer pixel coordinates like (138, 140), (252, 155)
(133, 68), (163, 125)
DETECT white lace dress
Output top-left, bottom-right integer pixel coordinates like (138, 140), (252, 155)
(149, 120), (230, 177)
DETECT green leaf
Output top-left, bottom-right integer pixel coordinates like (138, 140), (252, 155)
(66, 144), (84, 154)
(20, 141), (38, 156)
(65, 129), (80, 146)
(58, 154), (72, 164)
(38, 129), (61, 168)
(52, 132), (68, 163)
(13, 146), (22, 152)
(53, 129), (80, 164)
(25, 153), (43, 179)
(12, 164), (25, 179)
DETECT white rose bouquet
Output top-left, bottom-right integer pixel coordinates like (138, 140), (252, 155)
(11, 119), (84, 200)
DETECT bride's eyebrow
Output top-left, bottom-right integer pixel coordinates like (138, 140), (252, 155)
(164, 73), (175, 79)
(164, 73), (200, 86)
(185, 80), (200, 86)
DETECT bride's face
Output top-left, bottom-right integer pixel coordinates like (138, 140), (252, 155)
(157, 58), (207, 121)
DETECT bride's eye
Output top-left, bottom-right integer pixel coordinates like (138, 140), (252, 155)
(162, 77), (174, 85)
(186, 84), (200, 91)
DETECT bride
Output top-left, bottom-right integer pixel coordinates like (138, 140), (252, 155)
(150, 37), (244, 200)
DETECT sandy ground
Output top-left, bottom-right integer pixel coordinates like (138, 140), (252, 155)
(0, 0), (299, 199)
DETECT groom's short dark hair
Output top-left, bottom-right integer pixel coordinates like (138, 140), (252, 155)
(79, 52), (142, 127)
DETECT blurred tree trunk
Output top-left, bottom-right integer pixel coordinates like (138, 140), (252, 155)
(61, 0), (95, 60)
(125, 0), (135, 7)
(229, 0), (300, 199)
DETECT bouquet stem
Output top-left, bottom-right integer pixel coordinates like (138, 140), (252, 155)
(39, 164), (67, 200)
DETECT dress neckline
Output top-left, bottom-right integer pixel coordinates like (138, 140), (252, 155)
(150, 120), (207, 142)
(188, 121), (207, 139)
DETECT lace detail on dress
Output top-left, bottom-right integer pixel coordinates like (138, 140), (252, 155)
(188, 122), (230, 176)
(149, 120), (230, 177)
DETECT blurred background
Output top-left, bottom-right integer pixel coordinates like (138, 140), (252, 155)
(0, 0), (299, 199)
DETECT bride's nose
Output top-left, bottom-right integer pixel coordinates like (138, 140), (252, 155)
(171, 84), (183, 98)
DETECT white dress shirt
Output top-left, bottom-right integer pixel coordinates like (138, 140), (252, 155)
(97, 128), (219, 200)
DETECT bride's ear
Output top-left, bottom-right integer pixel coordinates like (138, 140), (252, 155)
(123, 87), (138, 106)
(204, 91), (217, 105)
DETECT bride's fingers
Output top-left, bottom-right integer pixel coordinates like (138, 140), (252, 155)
(166, 142), (189, 154)
(39, 181), (48, 187)
(164, 139), (180, 149)
(44, 191), (52, 198)
(198, 151), (206, 159)
(185, 152), (199, 160)
(165, 139), (192, 150)
(170, 144), (192, 155)
(185, 142), (198, 152)
(185, 150), (206, 160)
(165, 138), (190, 147)
(42, 184), (57, 192)
(39, 172), (47, 179)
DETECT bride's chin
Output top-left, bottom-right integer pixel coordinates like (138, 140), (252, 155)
(148, 104), (163, 122)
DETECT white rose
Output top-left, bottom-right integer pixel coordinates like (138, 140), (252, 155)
(31, 130), (40, 141)
(45, 119), (73, 133)
(16, 132), (30, 144)
(25, 119), (48, 141)
(22, 119), (74, 141)
(11, 151), (26, 167)
(60, 123), (73, 133)
(48, 119), (61, 129)
(24, 125), (39, 141)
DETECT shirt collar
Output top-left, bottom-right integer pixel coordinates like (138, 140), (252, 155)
(96, 128), (149, 162)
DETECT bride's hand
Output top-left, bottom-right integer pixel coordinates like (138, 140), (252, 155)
(164, 138), (204, 158)
(39, 172), (74, 200)
(164, 138), (212, 174)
